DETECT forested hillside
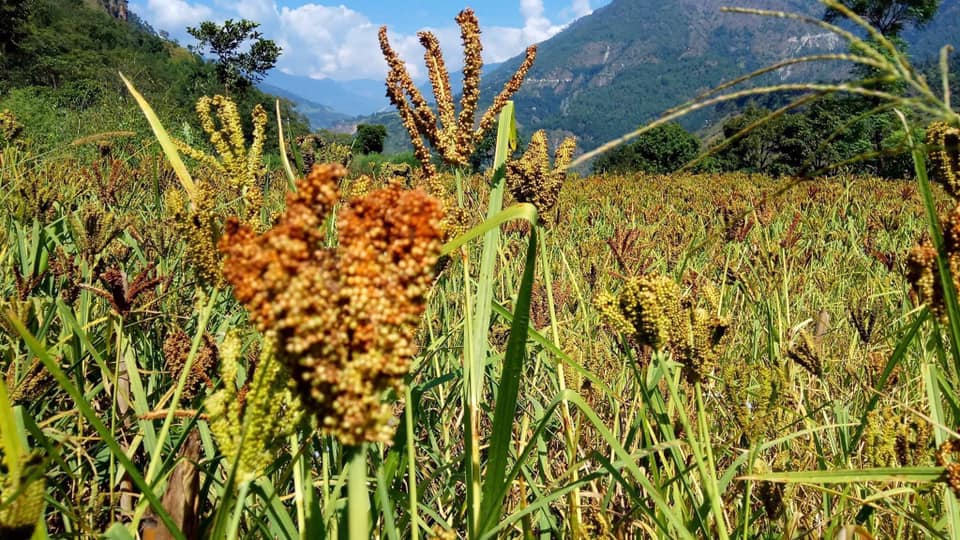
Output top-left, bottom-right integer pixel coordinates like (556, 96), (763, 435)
(0, 0), (308, 152)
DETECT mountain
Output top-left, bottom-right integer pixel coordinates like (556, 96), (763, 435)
(86, 0), (128, 20)
(479, 0), (959, 148)
(904, 0), (960, 59)
(261, 71), (389, 117)
(258, 83), (353, 129)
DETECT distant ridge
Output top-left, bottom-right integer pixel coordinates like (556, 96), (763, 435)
(258, 83), (354, 130)
(261, 71), (389, 118)
(478, 0), (959, 146)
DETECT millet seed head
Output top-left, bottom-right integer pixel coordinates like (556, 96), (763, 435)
(379, 9), (537, 174)
(935, 438), (960, 498)
(506, 130), (577, 221)
(905, 202), (960, 320)
(927, 121), (960, 198)
(219, 163), (444, 445)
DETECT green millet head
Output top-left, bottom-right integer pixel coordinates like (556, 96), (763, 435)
(678, 307), (731, 383)
(596, 274), (680, 350)
(205, 331), (304, 484)
(506, 130), (577, 220)
(166, 182), (225, 286)
(863, 407), (899, 467)
(927, 121), (960, 199)
(0, 452), (45, 538)
(594, 291), (637, 336)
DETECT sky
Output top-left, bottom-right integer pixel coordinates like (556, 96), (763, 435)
(130, 0), (612, 81)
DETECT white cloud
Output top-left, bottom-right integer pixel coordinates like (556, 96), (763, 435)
(519, 0), (564, 43)
(132, 1), (595, 80)
(224, 0), (276, 21)
(571, 0), (593, 18)
(133, 0), (212, 31)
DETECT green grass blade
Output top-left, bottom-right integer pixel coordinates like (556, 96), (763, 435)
(0, 371), (25, 479)
(348, 445), (369, 540)
(741, 467), (945, 484)
(850, 308), (928, 449)
(463, 101), (518, 540)
(481, 475), (598, 540)
(477, 227), (537, 535)
(5, 312), (186, 540)
(490, 301), (616, 397)
(898, 109), (960, 371)
(275, 100), (298, 191)
(118, 73), (197, 202)
(103, 523), (137, 540)
(441, 204), (537, 256)
(252, 478), (299, 540)
(922, 362), (960, 536)
(375, 462), (400, 540)
(566, 390), (694, 539)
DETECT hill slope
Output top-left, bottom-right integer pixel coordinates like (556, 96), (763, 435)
(481, 0), (958, 147)
(0, 0), (308, 151)
(258, 83), (353, 128)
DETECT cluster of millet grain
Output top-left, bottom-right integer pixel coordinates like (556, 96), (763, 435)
(506, 129), (577, 223)
(595, 274), (730, 382)
(905, 170), (960, 319)
(219, 164), (444, 445)
(927, 121), (960, 197)
(378, 8), (536, 179)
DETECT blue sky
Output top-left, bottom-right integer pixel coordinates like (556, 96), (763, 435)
(130, 0), (611, 80)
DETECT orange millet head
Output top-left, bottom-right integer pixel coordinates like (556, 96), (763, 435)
(219, 164), (445, 445)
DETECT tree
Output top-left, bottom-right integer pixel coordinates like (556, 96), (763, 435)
(821, 1), (941, 177)
(0, 0), (33, 58)
(712, 107), (790, 173)
(355, 124), (387, 154)
(594, 122), (700, 174)
(187, 19), (280, 94)
(824, 0), (939, 37)
(467, 127), (496, 172)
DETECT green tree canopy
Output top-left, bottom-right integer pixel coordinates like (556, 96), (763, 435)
(594, 122), (700, 175)
(355, 124), (387, 154)
(0, 0), (33, 58)
(593, 122), (700, 174)
(824, 0), (940, 37)
(187, 18), (281, 94)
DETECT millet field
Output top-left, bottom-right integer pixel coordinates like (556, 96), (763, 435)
(2, 1), (960, 539)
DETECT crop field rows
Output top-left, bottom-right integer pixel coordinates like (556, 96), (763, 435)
(1, 1), (960, 539)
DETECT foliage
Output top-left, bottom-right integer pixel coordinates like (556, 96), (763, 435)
(466, 126), (496, 172)
(593, 122), (699, 174)
(3, 2), (960, 540)
(349, 150), (420, 178)
(0, 0), (308, 154)
(709, 98), (915, 178)
(824, 0), (940, 36)
(186, 19), (281, 94)
(0, 0), (32, 57)
(354, 123), (387, 154)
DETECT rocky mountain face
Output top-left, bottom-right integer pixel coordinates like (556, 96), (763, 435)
(481, 0), (958, 147)
(89, 0), (128, 20)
